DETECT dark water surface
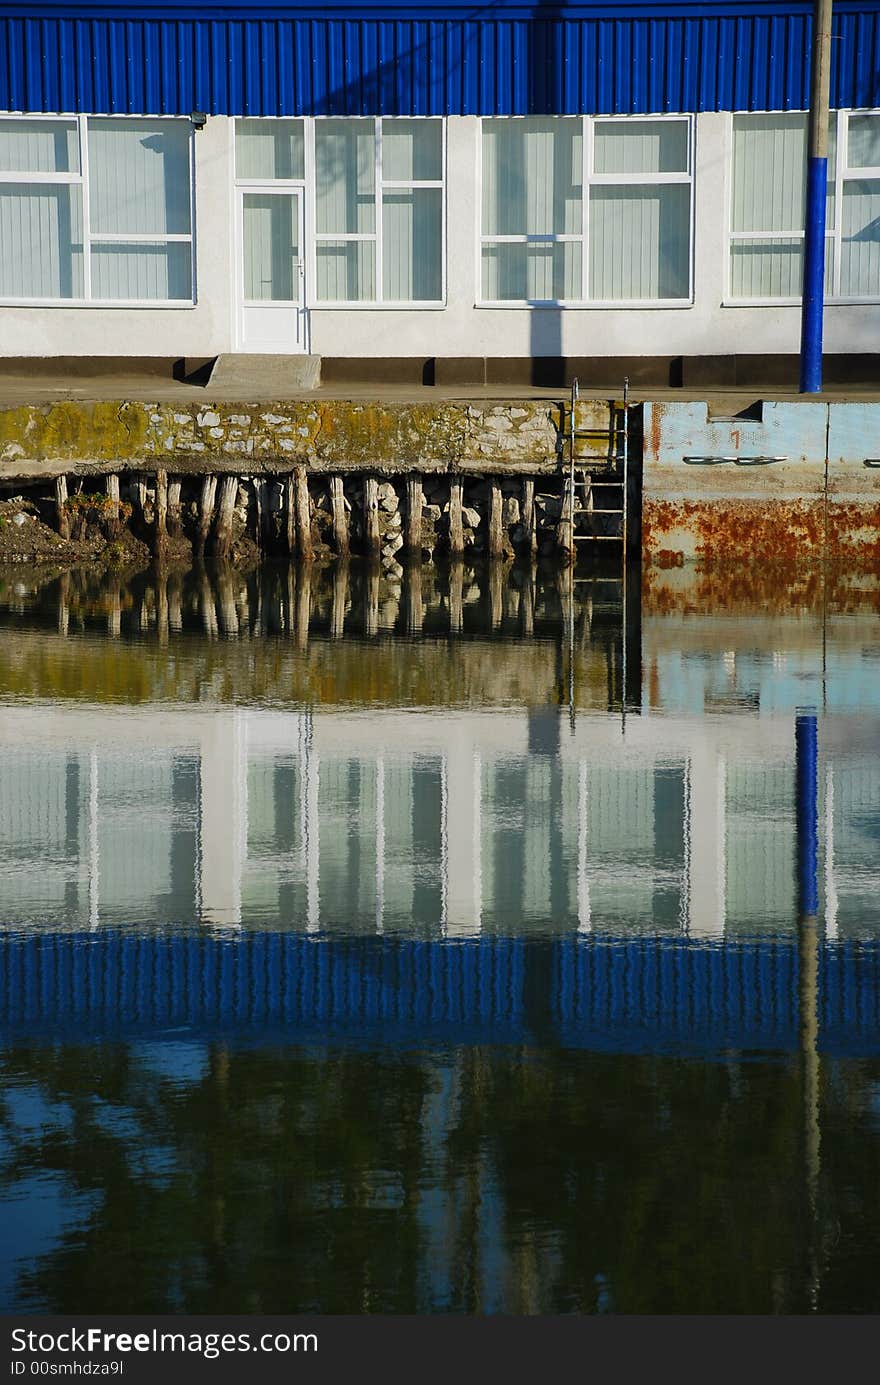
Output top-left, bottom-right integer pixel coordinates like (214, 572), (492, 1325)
(1, 561), (879, 1313)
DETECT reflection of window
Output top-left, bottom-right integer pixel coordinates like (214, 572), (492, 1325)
(729, 109), (880, 301)
(480, 116), (692, 304)
(0, 115), (193, 304)
(314, 118), (444, 303)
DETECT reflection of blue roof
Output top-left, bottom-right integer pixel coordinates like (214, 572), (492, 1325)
(1, 931), (878, 1058)
(3, 3), (879, 117)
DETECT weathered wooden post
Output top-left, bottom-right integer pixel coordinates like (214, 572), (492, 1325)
(488, 479), (504, 560)
(364, 477), (381, 562)
(405, 475), (423, 557)
(556, 477), (575, 566)
(522, 478), (537, 560)
(155, 468), (168, 559)
(294, 466), (313, 563)
(330, 475), (350, 558)
(196, 474), (217, 558)
(106, 473), (121, 536)
(55, 475), (70, 539)
(167, 478), (182, 537)
(214, 475), (238, 561)
(448, 478), (464, 558)
(285, 474), (297, 555)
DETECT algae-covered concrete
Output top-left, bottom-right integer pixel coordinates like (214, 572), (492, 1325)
(0, 398), (574, 479)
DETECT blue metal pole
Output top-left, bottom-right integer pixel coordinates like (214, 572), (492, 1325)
(799, 0), (833, 394)
(796, 711), (819, 916)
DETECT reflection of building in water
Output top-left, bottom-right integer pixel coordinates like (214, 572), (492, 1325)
(0, 700), (878, 937)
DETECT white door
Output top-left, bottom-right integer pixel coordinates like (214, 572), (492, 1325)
(238, 187), (305, 352)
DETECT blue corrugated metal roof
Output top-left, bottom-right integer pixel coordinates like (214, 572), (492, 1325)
(2, 3), (880, 116)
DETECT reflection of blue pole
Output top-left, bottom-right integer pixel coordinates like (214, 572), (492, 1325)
(796, 712), (819, 916)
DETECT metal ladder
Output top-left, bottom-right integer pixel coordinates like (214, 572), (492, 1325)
(567, 376), (629, 560)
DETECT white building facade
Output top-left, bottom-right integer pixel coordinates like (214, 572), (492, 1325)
(3, 2), (880, 373)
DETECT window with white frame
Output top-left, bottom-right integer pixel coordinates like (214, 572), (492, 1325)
(480, 116), (692, 304)
(729, 109), (880, 300)
(0, 115), (194, 304)
(314, 117), (444, 303)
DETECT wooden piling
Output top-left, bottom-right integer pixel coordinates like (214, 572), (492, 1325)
(449, 560), (464, 635)
(294, 466), (313, 563)
(55, 475), (70, 540)
(488, 479), (504, 560)
(196, 475), (217, 558)
(106, 473), (121, 536)
(214, 475), (238, 561)
(364, 477), (380, 561)
(556, 478), (575, 566)
(448, 478), (464, 558)
(405, 475), (423, 556)
(167, 479), (183, 537)
(522, 478), (537, 560)
(285, 474), (297, 556)
(155, 468), (168, 558)
(330, 475), (350, 558)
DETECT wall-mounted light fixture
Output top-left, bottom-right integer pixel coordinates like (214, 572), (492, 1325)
(191, 111), (208, 131)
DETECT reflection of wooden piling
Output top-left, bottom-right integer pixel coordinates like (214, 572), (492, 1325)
(285, 566), (296, 636)
(449, 560), (464, 634)
(294, 466), (313, 563)
(107, 584), (121, 638)
(55, 475), (70, 539)
(155, 468), (168, 558)
(365, 565), (379, 636)
(214, 476), (238, 561)
(364, 477), (380, 560)
(157, 573), (169, 646)
(169, 578), (183, 632)
(406, 476), (423, 556)
(521, 568), (535, 637)
(489, 559), (503, 630)
(200, 570), (219, 638)
(295, 560), (311, 649)
(197, 475), (217, 558)
(331, 560), (349, 638)
(488, 479), (504, 560)
(448, 478), (464, 558)
(522, 479), (537, 560)
(106, 473), (121, 535)
(57, 571), (70, 636)
(167, 479), (182, 537)
(406, 564), (424, 634)
(217, 567), (239, 636)
(330, 475), (349, 558)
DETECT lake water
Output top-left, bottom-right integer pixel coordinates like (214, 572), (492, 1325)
(1, 560), (879, 1313)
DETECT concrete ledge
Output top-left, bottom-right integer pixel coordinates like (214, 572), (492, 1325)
(207, 354), (321, 392)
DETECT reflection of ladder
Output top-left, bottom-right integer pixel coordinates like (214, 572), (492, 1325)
(566, 378), (629, 560)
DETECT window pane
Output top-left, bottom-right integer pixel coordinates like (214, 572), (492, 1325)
(729, 236), (834, 298)
(382, 119), (442, 181)
(382, 188), (441, 300)
(0, 119), (79, 173)
(481, 241), (581, 301)
(841, 179), (880, 296)
(315, 120), (376, 234)
(243, 193), (300, 301)
(0, 184), (83, 298)
(593, 120), (688, 174)
(732, 115), (807, 233)
(316, 241), (376, 301)
(589, 184), (689, 299)
(482, 118), (582, 236)
(847, 114), (880, 169)
(88, 119), (191, 235)
(91, 242), (192, 300)
(235, 119), (305, 180)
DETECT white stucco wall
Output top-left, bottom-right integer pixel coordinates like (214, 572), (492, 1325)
(1, 111), (877, 360)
